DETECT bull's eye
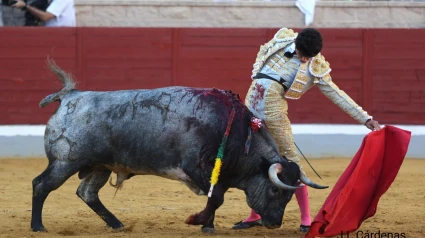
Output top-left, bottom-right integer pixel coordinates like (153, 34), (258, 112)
(271, 187), (279, 194)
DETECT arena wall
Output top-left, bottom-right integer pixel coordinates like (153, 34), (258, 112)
(1, 27), (424, 125)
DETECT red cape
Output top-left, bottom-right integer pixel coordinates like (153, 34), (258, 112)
(305, 125), (411, 238)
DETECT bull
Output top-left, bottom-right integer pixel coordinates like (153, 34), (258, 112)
(31, 59), (328, 233)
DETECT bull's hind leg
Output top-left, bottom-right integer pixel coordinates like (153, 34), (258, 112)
(31, 160), (81, 232)
(76, 166), (124, 230)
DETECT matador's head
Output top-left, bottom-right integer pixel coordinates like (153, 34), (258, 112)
(295, 28), (323, 63)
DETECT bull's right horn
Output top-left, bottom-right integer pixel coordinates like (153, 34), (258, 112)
(268, 163), (301, 190)
(299, 172), (329, 189)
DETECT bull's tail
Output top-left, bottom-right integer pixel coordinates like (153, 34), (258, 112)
(39, 57), (77, 108)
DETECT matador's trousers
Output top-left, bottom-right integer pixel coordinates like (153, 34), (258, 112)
(245, 78), (303, 173)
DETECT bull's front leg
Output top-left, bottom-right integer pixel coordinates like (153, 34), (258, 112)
(185, 184), (227, 233)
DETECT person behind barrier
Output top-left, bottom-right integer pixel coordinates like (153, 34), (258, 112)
(233, 27), (381, 233)
(12, 0), (75, 27)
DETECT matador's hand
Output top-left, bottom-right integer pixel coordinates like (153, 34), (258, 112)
(365, 119), (381, 131)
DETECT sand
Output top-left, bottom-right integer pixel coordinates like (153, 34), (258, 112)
(0, 158), (424, 238)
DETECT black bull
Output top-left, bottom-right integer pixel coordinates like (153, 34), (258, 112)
(31, 60), (328, 233)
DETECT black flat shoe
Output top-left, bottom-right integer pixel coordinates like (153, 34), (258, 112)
(300, 224), (310, 232)
(231, 219), (262, 230)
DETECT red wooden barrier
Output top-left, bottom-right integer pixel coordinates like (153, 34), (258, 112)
(1, 27), (424, 125)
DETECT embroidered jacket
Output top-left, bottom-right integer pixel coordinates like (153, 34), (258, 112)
(251, 27), (372, 124)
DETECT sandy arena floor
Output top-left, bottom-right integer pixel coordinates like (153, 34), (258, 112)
(0, 158), (423, 238)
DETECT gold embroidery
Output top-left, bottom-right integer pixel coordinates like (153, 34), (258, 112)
(284, 90), (302, 99)
(284, 62), (309, 100)
(309, 53), (331, 77)
(274, 28), (298, 42)
(291, 81), (304, 92)
(322, 74), (332, 83)
(252, 28), (297, 79)
(266, 60), (278, 71)
(299, 62), (308, 72)
(265, 49), (290, 72)
(297, 74), (308, 83)
(257, 85), (302, 171)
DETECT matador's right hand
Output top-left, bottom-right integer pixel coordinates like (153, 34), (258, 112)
(365, 119), (382, 131)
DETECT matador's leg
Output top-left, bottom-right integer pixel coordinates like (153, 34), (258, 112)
(263, 94), (311, 230)
(262, 95), (303, 172)
(238, 80), (310, 231)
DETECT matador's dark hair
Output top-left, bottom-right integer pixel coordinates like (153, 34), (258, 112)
(295, 28), (323, 58)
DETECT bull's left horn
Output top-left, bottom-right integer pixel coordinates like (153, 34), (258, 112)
(299, 172), (329, 189)
(268, 163), (301, 190)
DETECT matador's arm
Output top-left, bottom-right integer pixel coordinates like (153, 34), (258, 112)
(311, 54), (372, 125)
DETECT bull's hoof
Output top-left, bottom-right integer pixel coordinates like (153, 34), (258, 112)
(201, 226), (215, 234)
(111, 226), (125, 233)
(185, 213), (202, 225)
(105, 224), (125, 232)
(31, 226), (48, 232)
(185, 214), (195, 225)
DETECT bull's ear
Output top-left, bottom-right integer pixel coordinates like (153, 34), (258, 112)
(259, 156), (279, 177)
(259, 157), (285, 176)
(259, 156), (272, 171)
(280, 154), (290, 163)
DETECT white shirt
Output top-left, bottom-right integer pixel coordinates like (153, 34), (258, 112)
(45, 0), (76, 27)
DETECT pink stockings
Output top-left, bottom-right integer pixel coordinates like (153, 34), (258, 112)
(243, 185), (311, 226)
(295, 185), (311, 226)
(243, 209), (262, 223)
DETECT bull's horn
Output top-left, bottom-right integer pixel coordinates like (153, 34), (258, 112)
(268, 163), (301, 190)
(299, 172), (329, 189)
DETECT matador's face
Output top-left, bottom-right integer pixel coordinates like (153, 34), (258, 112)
(295, 49), (311, 63)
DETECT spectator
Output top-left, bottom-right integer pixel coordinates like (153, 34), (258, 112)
(0, 5), (3, 26)
(24, 0), (49, 26)
(12, 0), (75, 27)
